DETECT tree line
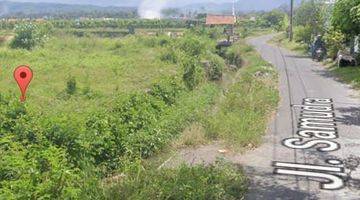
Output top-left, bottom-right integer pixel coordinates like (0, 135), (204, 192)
(240, 0), (360, 60)
(0, 19), (201, 30)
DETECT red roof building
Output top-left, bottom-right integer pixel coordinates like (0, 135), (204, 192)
(205, 14), (236, 25)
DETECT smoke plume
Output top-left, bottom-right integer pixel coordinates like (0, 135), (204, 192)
(138, 0), (168, 19)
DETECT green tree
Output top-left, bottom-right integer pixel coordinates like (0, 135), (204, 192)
(263, 10), (287, 31)
(332, 0), (360, 36)
(294, 0), (326, 35)
(294, 25), (313, 44)
(324, 27), (346, 59)
(10, 23), (50, 50)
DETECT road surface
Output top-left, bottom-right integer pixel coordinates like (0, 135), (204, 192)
(238, 34), (360, 199)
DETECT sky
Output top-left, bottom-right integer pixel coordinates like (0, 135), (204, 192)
(6, 0), (240, 7)
(7, 0), (231, 7)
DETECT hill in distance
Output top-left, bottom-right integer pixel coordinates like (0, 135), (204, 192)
(180, 0), (303, 14)
(0, 1), (137, 18)
(0, 0), (303, 19)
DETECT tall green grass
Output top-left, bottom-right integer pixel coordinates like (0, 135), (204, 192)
(0, 28), (251, 199)
(270, 33), (308, 54)
(205, 41), (279, 148)
(104, 161), (248, 200)
(330, 66), (360, 88)
(0, 34), (176, 120)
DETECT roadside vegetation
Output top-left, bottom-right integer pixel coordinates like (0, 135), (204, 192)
(265, 0), (360, 90)
(236, 9), (288, 39)
(0, 8), (281, 197)
(329, 67), (360, 89)
(0, 19), (281, 199)
(270, 33), (308, 54)
(205, 42), (279, 148)
(105, 161), (248, 200)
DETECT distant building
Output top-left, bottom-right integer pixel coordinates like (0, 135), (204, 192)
(205, 14), (236, 26)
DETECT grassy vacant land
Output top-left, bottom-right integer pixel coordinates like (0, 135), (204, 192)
(0, 24), (278, 199)
(0, 33), (179, 119)
(102, 38), (279, 199)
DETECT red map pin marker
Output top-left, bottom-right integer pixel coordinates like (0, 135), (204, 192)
(14, 65), (33, 102)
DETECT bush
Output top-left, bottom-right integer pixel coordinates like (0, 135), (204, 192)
(181, 56), (204, 90)
(204, 53), (225, 81)
(225, 46), (243, 69)
(149, 77), (184, 105)
(160, 48), (178, 63)
(332, 0), (360, 36)
(140, 35), (171, 48)
(66, 76), (77, 95)
(0, 144), (83, 199)
(105, 161), (248, 200)
(206, 73), (278, 146)
(159, 37), (171, 47)
(84, 112), (125, 171)
(10, 23), (49, 50)
(176, 35), (206, 57)
(43, 115), (85, 166)
(84, 92), (170, 170)
(324, 28), (346, 60)
(0, 29), (241, 199)
(0, 94), (86, 199)
(207, 27), (222, 39)
(294, 25), (313, 44)
(127, 25), (135, 34)
(262, 10), (287, 31)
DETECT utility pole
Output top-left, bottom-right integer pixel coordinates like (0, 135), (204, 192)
(232, 0), (236, 17)
(289, 0), (294, 41)
(232, 0), (236, 36)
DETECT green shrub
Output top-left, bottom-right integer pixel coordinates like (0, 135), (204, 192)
(0, 29), (241, 199)
(181, 56), (204, 90)
(0, 144), (83, 199)
(149, 77), (184, 105)
(84, 92), (169, 170)
(127, 25), (135, 35)
(43, 115), (85, 166)
(141, 36), (158, 47)
(0, 94), (86, 199)
(207, 27), (222, 39)
(160, 48), (178, 63)
(324, 28), (346, 60)
(10, 23), (49, 50)
(140, 35), (171, 48)
(66, 76), (77, 95)
(176, 35), (206, 57)
(205, 63), (278, 147)
(294, 25), (313, 44)
(85, 112), (125, 171)
(159, 37), (171, 46)
(225, 46), (243, 68)
(105, 161), (248, 200)
(205, 53), (225, 81)
(82, 86), (100, 99)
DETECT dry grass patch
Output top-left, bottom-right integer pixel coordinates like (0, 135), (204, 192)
(174, 123), (208, 148)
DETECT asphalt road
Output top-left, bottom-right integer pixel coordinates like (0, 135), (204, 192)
(238, 34), (360, 199)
